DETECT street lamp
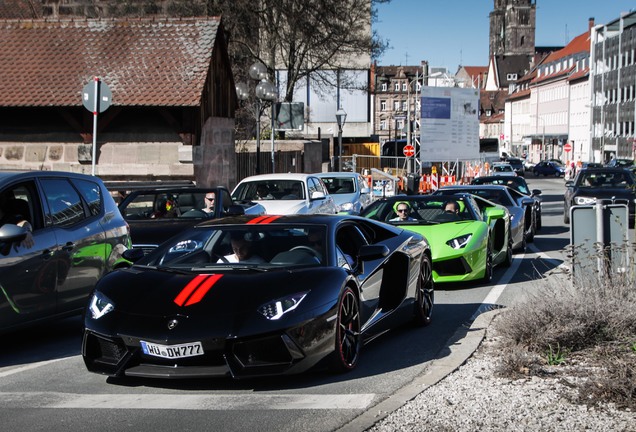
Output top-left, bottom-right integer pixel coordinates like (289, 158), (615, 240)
(236, 62), (277, 175)
(335, 107), (347, 171)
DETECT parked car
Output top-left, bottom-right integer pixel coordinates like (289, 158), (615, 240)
(433, 184), (532, 247)
(470, 175), (542, 231)
(564, 168), (635, 227)
(605, 158), (634, 168)
(580, 162), (604, 169)
(361, 194), (511, 284)
(490, 162), (517, 176)
(533, 161), (565, 177)
(82, 214), (433, 379)
(118, 186), (265, 255)
(231, 173), (338, 215)
(503, 157), (525, 176)
(0, 171), (130, 333)
(314, 172), (374, 215)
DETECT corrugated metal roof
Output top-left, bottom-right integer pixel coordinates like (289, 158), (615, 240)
(0, 17), (220, 107)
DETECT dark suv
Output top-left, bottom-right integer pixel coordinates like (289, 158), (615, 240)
(0, 171), (130, 332)
(564, 168), (635, 227)
(505, 158), (525, 176)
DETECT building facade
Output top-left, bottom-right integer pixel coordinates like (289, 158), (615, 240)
(590, 10), (636, 162)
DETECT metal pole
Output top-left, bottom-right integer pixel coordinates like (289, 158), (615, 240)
(338, 126), (343, 172)
(91, 77), (99, 176)
(255, 99), (261, 175)
(271, 104), (275, 173)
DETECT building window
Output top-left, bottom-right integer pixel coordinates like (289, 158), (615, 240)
(402, 101), (408, 111)
(380, 100), (386, 111)
(393, 101), (400, 111)
(402, 82), (407, 91)
(394, 82), (400, 91)
(381, 83), (387, 91)
(486, 109), (492, 117)
(380, 120), (387, 130)
(416, 82), (421, 91)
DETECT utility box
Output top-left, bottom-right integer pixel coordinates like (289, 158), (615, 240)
(570, 201), (630, 282)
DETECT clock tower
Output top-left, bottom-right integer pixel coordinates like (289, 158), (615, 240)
(489, 0), (536, 57)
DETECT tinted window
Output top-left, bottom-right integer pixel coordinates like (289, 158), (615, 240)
(40, 178), (85, 227)
(72, 178), (102, 216)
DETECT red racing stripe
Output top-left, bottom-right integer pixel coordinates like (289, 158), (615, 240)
(247, 215), (270, 224)
(257, 215), (283, 224)
(174, 274), (223, 307)
(184, 274), (223, 306)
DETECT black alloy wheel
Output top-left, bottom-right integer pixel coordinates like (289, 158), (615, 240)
(504, 237), (513, 266)
(413, 253), (434, 326)
(482, 244), (493, 282)
(331, 287), (361, 372)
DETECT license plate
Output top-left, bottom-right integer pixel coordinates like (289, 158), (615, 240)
(140, 341), (204, 359)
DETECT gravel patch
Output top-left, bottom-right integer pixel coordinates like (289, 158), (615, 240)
(367, 328), (634, 432)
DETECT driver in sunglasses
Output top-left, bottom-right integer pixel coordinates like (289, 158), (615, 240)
(390, 201), (416, 222)
(202, 192), (215, 214)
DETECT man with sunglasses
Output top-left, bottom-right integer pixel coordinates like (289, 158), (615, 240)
(202, 192), (215, 214)
(390, 201), (416, 222)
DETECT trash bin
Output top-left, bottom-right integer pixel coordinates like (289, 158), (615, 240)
(406, 173), (420, 195)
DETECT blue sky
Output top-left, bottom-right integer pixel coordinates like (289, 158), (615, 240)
(374, 0), (635, 71)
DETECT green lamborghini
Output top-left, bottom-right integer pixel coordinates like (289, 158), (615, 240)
(360, 193), (512, 283)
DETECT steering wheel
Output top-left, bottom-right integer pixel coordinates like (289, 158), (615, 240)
(290, 245), (320, 258)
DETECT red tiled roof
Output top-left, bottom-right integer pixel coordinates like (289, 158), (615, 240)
(567, 67), (589, 82)
(0, 17), (220, 107)
(507, 88), (531, 101)
(532, 64), (575, 84)
(542, 31), (590, 64)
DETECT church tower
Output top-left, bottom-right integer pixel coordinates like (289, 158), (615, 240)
(489, 0), (536, 57)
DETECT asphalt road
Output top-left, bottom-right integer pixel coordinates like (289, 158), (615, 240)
(0, 176), (588, 432)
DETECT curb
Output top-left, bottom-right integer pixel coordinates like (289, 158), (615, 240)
(336, 308), (502, 432)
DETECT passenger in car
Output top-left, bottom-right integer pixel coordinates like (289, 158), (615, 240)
(219, 233), (266, 264)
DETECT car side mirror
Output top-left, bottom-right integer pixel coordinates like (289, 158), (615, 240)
(531, 189), (542, 196)
(360, 187), (370, 195)
(565, 181), (573, 187)
(310, 191), (326, 200)
(224, 204), (246, 216)
(484, 207), (506, 221)
(122, 248), (145, 263)
(358, 244), (390, 261)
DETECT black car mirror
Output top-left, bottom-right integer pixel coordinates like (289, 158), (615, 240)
(358, 244), (389, 261)
(565, 180), (573, 187)
(531, 189), (542, 196)
(122, 248), (145, 263)
(224, 204), (246, 216)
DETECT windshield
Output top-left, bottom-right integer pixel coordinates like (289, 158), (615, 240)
(121, 191), (215, 219)
(361, 197), (477, 224)
(137, 224), (327, 269)
(233, 180), (305, 201)
(319, 177), (356, 195)
(472, 177), (529, 195)
(577, 172), (634, 188)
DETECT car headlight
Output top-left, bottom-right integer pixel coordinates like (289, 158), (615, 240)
(89, 292), (115, 319)
(339, 202), (354, 212)
(574, 196), (597, 205)
(258, 291), (308, 320)
(446, 234), (472, 249)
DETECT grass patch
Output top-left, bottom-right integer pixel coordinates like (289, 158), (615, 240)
(493, 242), (636, 409)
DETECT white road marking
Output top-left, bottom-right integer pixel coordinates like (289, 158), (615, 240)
(471, 251), (523, 321)
(0, 357), (67, 378)
(0, 391), (376, 410)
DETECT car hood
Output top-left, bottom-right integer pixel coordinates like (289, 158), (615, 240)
(403, 221), (478, 245)
(257, 200), (310, 214)
(573, 186), (635, 199)
(97, 266), (339, 319)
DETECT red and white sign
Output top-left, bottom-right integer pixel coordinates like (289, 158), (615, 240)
(403, 144), (415, 157)
(563, 143), (572, 153)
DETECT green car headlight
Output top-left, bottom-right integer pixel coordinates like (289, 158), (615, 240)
(446, 234), (472, 249)
(89, 292), (115, 319)
(575, 196), (597, 205)
(258, 291), (308, 320)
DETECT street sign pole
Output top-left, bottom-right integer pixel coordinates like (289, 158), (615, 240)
(82, 77), (112, 176)
(91, 77), (99, 176)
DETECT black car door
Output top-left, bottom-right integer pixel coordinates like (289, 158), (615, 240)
(39, 177), (106, 314)
(0, 180), (59, 329)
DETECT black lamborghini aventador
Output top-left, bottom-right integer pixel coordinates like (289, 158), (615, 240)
(82, 214), (434, 380)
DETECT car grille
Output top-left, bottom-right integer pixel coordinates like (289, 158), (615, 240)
(434, 257), (471, 276)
